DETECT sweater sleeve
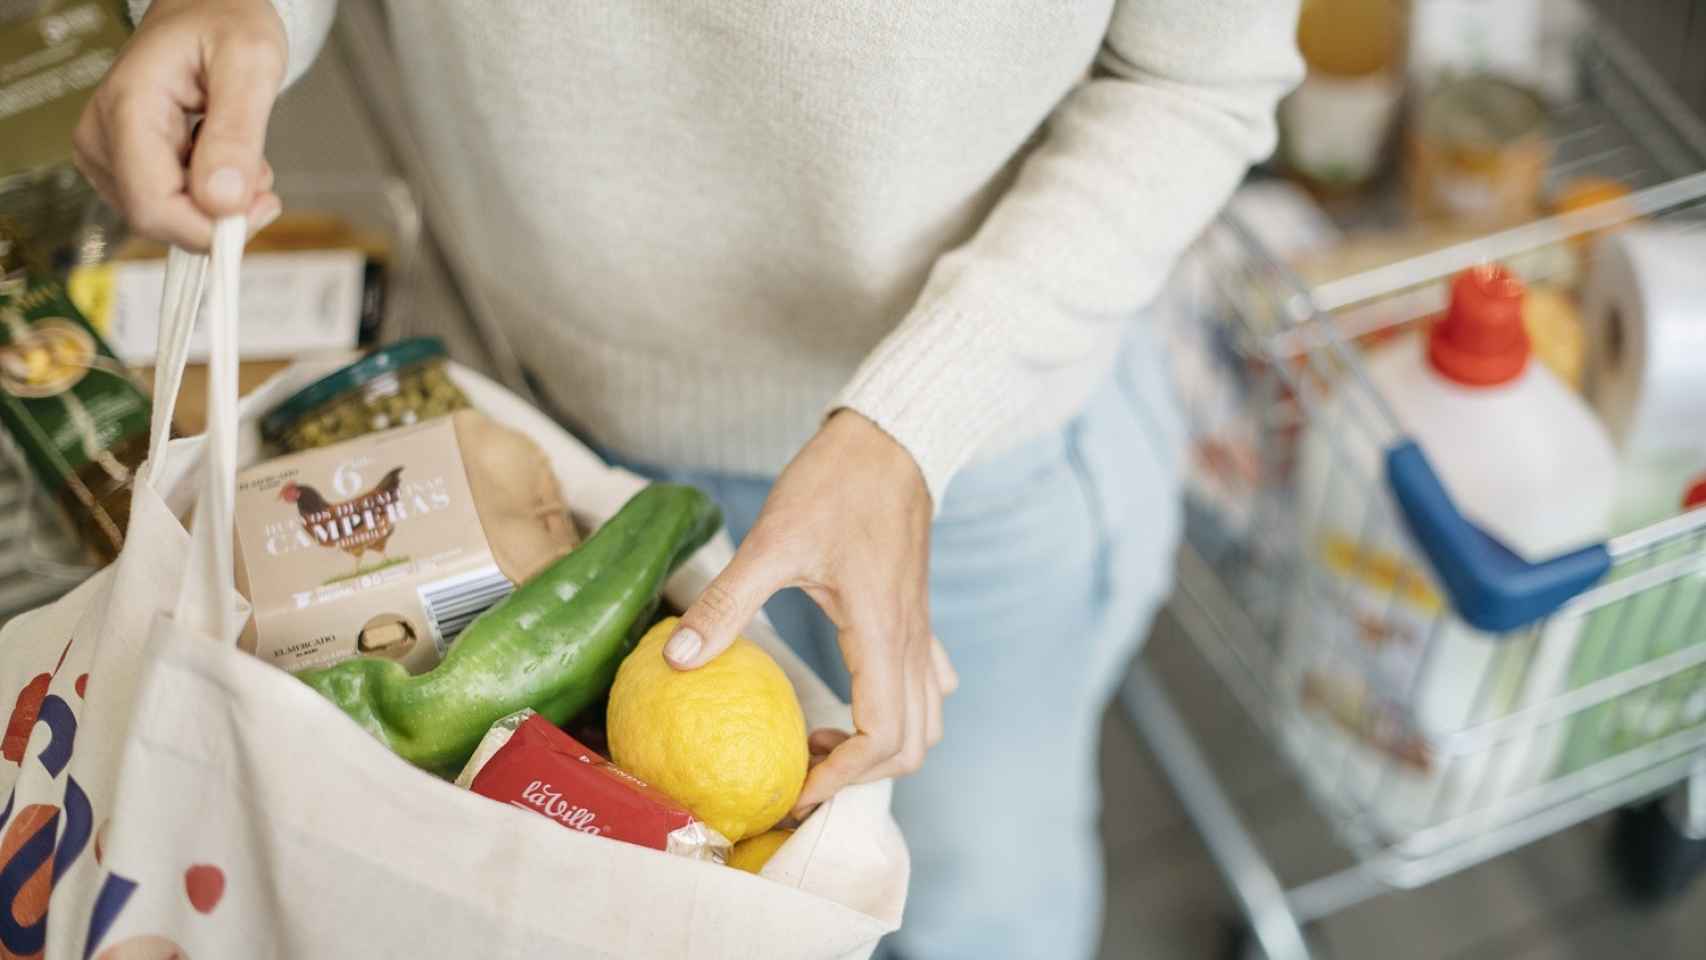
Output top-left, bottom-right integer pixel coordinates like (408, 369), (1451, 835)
(834, 0), (1303, 505)
(129, 0), (338, 89)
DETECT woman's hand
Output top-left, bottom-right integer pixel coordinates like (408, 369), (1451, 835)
(667, 410), (959, 815)
(73, 0), (287, 250)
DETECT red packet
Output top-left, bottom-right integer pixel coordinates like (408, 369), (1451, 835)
(461, 711), (729, 862)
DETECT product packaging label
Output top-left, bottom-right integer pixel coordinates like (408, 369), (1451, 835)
(0, 271), (151, 493)
(234, 417), (513, 674)
(67, 249), (366, 363)
(1297, 530), (1539, 771)
(465, 713), (729, 862)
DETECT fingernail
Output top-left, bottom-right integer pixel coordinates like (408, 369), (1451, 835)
(250, 200), (282, 237)
(664, 627), (702, 666)
(206, 167), (244, 206)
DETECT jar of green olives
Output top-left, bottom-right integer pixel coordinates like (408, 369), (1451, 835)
(260, 337), (470, 451)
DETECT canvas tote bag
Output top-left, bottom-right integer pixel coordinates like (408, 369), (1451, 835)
(0, 218), (906, 959)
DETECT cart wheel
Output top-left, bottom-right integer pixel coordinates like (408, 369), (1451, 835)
(1611, 798), (1706, 906)
(1225, 919), (1331, 960)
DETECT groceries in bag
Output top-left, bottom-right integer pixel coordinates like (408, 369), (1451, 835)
(609, 617), (810, 842)
(456, 709), (732, 862)
(69, 210), (398, 362)
(298, 483), (721, 775)
(0, 230), (163, 563)
(1286, 264), (1617, 832)
(234, 408), (579, 673)
(730, 829), (797, 874)
(260, 337), (471, 451)
(0, 216), (907, 957)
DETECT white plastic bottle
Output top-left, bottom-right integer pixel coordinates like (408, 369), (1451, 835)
(1285, 264), (1617, 832)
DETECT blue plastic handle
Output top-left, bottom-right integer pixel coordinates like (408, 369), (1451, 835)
(1384, 440), (1612, 632)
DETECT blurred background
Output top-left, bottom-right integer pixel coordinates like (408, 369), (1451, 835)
(4, 1), (1706, 957)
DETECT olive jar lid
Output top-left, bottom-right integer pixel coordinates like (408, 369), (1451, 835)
(260, 336), (448, 443)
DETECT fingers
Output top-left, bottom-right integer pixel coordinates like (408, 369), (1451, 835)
(923, 670), (943, 749)
(792, 612), (907, 810)
(187, 30), (285, 216)
(792, 632), (957, 818)
(893, 646), (928, 772)
(808, 729), (851, 756)
(667, 542), (787, 670)
(104, 93), (214, 250)
(72, 5), (286, 247)
(78, 49), (211, 249)
(247, 191), (283, 240)
(794, 730), (894, 815)
(245, 160), (283, 240)
(929, 634), (959, 695)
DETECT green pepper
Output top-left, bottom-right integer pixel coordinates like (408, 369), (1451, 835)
(299, 483), (722, 776)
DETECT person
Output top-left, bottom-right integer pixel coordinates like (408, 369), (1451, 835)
(77, 1), (1301, 954)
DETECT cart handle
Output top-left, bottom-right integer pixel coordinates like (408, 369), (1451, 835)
(1386, 440), (1612, 632)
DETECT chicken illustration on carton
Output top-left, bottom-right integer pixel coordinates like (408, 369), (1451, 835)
(278, 465), (409, 579)
(234, 412), (578, 675)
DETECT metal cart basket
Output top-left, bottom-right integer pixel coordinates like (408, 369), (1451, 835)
(1123, 21), (1706, 960)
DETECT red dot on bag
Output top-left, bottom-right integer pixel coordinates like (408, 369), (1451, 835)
(75, 674), (88, 699)
(184, 864), (225, 914)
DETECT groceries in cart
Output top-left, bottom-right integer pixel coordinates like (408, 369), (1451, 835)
(1279, 0), (1405, 194)
(1168, 151), (1706, 835)
(1280, 0), (1568, 226)
(1286, 263), (1618, 831)
(1197, 201), (1706, 835)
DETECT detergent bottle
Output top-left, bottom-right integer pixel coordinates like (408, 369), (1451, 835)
(1286, 264), (1617, 831)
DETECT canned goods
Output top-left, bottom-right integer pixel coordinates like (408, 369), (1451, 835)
(260, 337), (471, 451)
(1406, 74), (1550, 227)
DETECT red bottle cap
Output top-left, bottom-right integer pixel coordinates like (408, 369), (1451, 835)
(1428, 265), (1530, 386)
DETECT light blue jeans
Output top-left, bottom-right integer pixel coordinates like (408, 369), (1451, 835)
(615, 324), (1184, 958)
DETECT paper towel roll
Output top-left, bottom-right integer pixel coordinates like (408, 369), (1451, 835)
(1582, 226), (1706, 458)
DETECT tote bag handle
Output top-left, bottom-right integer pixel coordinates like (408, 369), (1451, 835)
(137, 218), (247, 643)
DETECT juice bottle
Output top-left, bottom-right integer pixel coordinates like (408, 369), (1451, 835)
(1281, 0), (1406, 192)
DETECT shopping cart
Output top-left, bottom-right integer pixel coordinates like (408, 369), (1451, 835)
(1123, 22), (1706, 960)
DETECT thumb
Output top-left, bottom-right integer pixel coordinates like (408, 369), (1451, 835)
(188, 37), (284, 217)
(667, 549), (783, 670)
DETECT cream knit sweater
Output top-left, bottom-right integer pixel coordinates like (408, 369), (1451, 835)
(148, 0), (1302, 502)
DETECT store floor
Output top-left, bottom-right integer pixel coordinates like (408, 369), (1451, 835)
(1099, 612), (1706, 959)
(275, 18), (1706, 960)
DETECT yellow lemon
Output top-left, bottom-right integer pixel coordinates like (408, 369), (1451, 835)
(728, 828), (794, 874)
(607, 617), (808, 842)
